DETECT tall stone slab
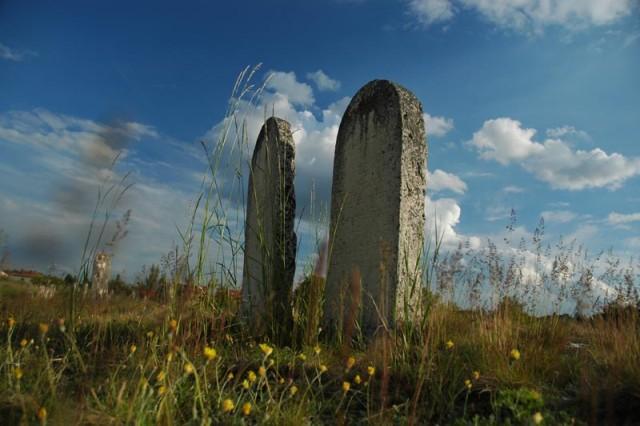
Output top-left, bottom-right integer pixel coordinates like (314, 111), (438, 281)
(324, 80), (427, 338)
(242, 117), (296, 342)
(92, 252), (111, 297)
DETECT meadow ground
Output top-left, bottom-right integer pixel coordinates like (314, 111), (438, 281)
(1, 276), (639, 425)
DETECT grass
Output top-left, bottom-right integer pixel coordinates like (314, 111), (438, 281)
(1, 276), (639, 425)
(1, 66), (639, 424)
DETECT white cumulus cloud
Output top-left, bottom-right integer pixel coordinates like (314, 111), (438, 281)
(424, 112), (454, 137)
(306, 70), (341, 91)
(265, 71), (315, 106)
(469, 117), (640, 190)
(428, 169), (467, 194)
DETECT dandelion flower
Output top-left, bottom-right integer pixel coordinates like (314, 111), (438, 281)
(346, 356), (356, 370)
(20, 339), (28, 348)
(156, 370), (166, 382)
(259, 343), (273, 357)
(158, 385), (167, 395)
(532, 412), (543, 424)
(14, 367), (23, 380)
(37, 407), (47, 422)
(290, 385), (298, 396)
(242, 379), (250, 389)
(446, 340), (454, 350)
(464, 379), (472, 390)
(242, 402), (252, 416)
(298, 353), (307, 362)
(183, 363), (194, 375)
(367, 366), (376, 376)
(39, 323), (49, 335)
(221, 398), (235, 413)
(129, 344), (137, 354)
(258, 366), (266, 377)
(472, 370), (480, 380)
(203, 346), (217, 361)
(342, 381), (351, 393)
(314, 345), (321, 355)
(247, 370), (257, 383)
(510, 349), (521, 361)
(354, 374), (362, 384)
(319, 364), (328, 373)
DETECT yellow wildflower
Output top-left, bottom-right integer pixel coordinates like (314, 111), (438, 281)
(464, 379), (472, 389)
(446, 340), (454, 350)
(258, 366), (267, 377)
(20, 339), (28, 348)
(290, 385), (298, 396)
(532, 412), (543, 425)
(247, 370), (257, 383)
(346, 356), (356, 370)
(314, 345), (321, 355)
(146, 330), (154, 338)
(156, 370), (166, 382)
(7, 317), (16, 328)
(158, 385), (167, 395)
(169, 319), (178, 331)
(342, 381), (351, 393)
(298, 353), (307, 362)
(129, 344), (137, 354)
(242, 379), (250, 389)
(203, 346), (217, 361)
(227, 372), (234, 380)
(183, 363), (194, 375)
(510, 349), (521, 361)
(278, 377), (285, 384)
(319, 364), (328, 373)
(242, 402), (252, 416)
(354, 374), (362, 384)
(472, 370), (480, 380)
(221, 398), (235, 413)
(367, 366), (376, 376)
(14, 367), (23, 380)
(39, 323), (49, 335)
(259, 343), (273, 357)
(37, 406), (47, 422)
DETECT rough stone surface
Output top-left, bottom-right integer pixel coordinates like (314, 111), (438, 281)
(323, 80), (427, 338)
(92, 252), (111, 297)
(242, 117), (296, 341)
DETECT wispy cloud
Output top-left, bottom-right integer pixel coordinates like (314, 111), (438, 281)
(406, 0), (636, 33)
(608, 211), (640, 225)
(0, 42), (37, 62)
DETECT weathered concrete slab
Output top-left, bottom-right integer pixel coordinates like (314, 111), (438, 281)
(242, 117), (297, 341)
(92, 252), (111, 297)
(324, 80), (427, 338)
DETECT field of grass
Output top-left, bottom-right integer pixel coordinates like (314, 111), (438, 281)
(2, 276), (639, 425)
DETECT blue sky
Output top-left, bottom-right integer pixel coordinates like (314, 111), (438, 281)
(1, 0), (639, 291)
